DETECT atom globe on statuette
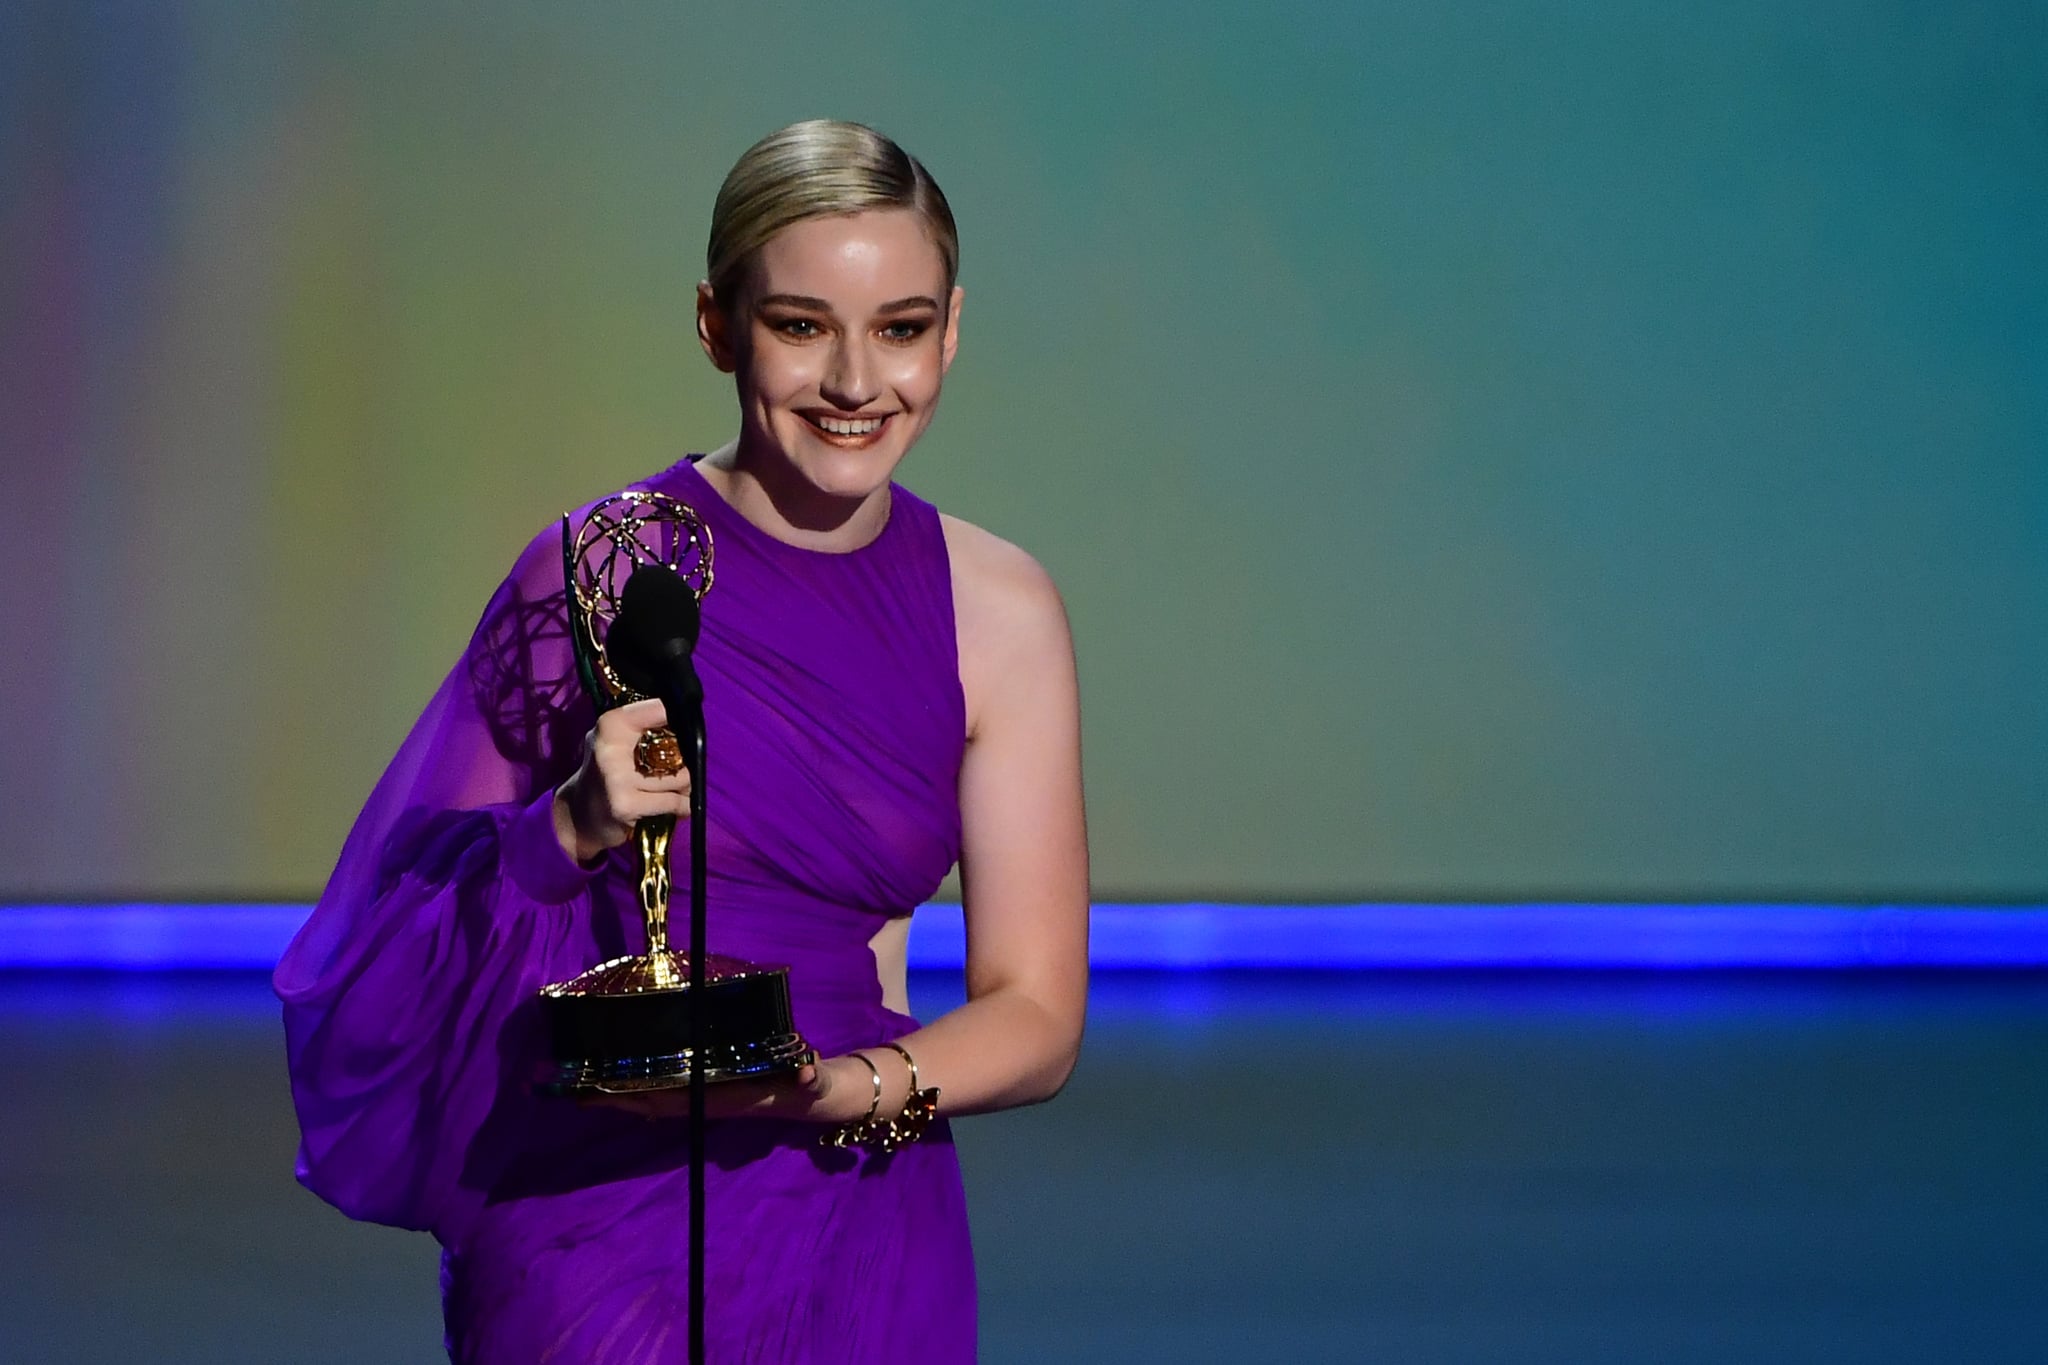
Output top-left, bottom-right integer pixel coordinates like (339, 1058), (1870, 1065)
(535, 489), (816, 1097)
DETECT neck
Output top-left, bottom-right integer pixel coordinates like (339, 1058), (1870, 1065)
(699, 437), (892, 553)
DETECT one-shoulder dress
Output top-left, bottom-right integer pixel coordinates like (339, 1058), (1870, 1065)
(275, 456), (976, 1363)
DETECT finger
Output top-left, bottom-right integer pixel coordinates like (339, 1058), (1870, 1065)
(605, 697), (670, 733)
(702, 1082), (775, 1118)
(609, 790), (691, 824)
(593, 710), (667, 760)
(591, 731), (638, 775)
(604, 773), (690, 808)
(593, 743), (692, 790)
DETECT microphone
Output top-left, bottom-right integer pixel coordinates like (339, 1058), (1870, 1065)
(607, 564), (704, 723)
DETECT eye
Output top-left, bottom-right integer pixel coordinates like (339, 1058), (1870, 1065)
(880, 320), (932, 343)
(772, 317), (823, 339)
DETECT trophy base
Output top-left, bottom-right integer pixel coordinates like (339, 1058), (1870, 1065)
(538, 1036), (819, 1096)
(536, 950), (816, 1096)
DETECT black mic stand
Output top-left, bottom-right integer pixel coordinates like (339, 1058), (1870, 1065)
(684, 695), (708, 1365)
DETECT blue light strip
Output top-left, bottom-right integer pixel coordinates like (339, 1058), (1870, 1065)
(2, 902), (2046, 971)
(0, 904), (313, 970)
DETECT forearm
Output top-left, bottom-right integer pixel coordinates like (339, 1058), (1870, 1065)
(878, 982), (1083, 1117)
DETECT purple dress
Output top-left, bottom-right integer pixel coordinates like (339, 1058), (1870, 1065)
(275, 457), (976, 1363)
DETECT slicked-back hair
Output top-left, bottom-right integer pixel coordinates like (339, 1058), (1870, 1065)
(706, 120), (959, 309)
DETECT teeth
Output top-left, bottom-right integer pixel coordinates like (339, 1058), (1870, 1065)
(814, 416), (885, 436)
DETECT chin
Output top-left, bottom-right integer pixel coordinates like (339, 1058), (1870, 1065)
(780, 426), (911, 500)
(802, 455), (900, 503)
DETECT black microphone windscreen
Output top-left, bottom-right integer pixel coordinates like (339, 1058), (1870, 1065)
(619, 565), (700, 647)
(609, 566), (700, 698)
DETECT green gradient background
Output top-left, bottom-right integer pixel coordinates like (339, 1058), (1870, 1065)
(3, 2), (2044, 900)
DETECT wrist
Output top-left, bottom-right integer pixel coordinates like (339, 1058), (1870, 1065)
(818, 1054), (883, 1125)
(813, 1044), (939, 1154)
(552, 779), (607, 865)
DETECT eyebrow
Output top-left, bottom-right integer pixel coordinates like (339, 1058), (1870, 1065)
(755, 293), (943, 314)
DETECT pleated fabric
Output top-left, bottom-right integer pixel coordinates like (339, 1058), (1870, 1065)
(275, 455), (975, 1363)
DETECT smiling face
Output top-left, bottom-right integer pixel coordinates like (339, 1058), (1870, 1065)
(699, 208), (962, 508)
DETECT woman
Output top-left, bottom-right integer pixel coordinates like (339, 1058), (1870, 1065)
(275, 120), (1089, 1363)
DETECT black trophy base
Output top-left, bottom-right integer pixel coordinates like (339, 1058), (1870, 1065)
(535, 950), (815, 1096)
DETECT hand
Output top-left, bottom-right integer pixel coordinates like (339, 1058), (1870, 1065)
(580, 1056), (874, 1125)
(553, 697), (692, 863)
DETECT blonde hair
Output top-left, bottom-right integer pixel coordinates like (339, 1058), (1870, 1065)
(706, 120), (959, 307)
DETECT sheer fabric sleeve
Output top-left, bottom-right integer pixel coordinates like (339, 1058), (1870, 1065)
(273, 526), (601, 1240)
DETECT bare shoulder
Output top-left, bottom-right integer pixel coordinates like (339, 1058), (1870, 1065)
(939, 513), (1074, 734)
(940, 513), (1064, 620)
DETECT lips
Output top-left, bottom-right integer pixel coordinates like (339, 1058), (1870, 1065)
(814, 414), (884, 435)
(800, 412), (894, 446)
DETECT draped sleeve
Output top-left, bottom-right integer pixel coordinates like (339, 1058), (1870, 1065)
(273, 522), (606, 1242)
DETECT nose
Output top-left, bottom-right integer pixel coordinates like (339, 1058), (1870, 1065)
(819, 335), (879, 410)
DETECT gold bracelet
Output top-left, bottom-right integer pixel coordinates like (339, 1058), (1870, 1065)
(874, 1085), (939, 1153)
(816, 1042), (941, 1154)
(872, 1040), (940, 1153)
(879, 1040), (921, 1093)
(817, 1052), (884, 1150)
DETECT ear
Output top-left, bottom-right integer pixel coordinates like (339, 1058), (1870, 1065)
(696, 281), (738, 373)
(940, 286), (965, 375)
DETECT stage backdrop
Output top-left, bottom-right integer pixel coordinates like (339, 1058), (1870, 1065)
(2, 2), (2043, 902)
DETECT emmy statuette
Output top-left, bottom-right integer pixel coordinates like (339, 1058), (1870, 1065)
(536, 490), (815, 1096)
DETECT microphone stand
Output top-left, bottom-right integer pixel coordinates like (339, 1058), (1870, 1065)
(685, 697), (708, 1365)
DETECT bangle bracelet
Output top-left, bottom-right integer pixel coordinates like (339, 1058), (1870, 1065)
(817, 1052), (884, 1150)
(879, 1040), (921, 1094)
(874, 1085), (939, 1153)
(872, 1040), (940, 1153)
(815, 1042), (941, 1154)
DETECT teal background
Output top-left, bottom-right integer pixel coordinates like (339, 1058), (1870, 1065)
(3, 2), (2044, 900)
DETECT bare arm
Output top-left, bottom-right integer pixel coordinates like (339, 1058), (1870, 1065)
(877, 517), (1090, 1115)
